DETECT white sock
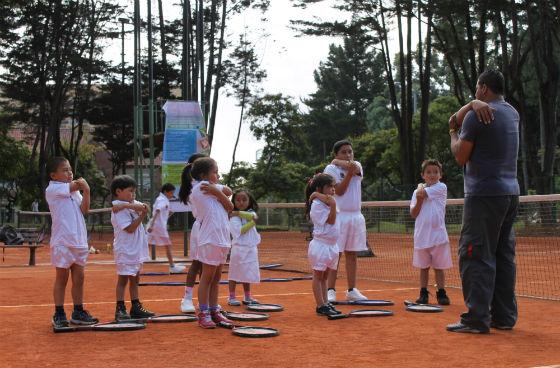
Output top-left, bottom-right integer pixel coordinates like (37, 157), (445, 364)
(184, 286), (193, 299)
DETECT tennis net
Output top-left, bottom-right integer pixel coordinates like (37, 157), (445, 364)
(15, 194), (560, 300)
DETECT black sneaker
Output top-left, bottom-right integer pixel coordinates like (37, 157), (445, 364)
(327, 303), (343, 315)
(446, 321), (489, 334)
(416, 288), (429, 304)
(52, 313), (69, 329)
(316, 305), (331, 316)
(70, 310), (99, 325)
(490, 321), (513, 330)
(436, 289), (450, 305)
(130, 302), (156, 319)
(316, 305), (341, 317)
(115, 306), (131, 321)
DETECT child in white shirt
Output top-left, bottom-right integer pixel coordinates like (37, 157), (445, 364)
(323, 139), (368, 302)
(180, 157), (234, 329)
(410, 159), (452, 305)
(110, 175), (155, 320)
(227, 189), (261, 306)
(305, 173), (342, 317)
(147, 183), (185, 274)
(45, 157), (98, 329)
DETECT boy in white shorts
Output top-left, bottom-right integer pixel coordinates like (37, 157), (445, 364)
(410, 159), (452, 305)
(111, 175), (156, 320)
(45, 157), (99, 329)
(147, 182), (185, 274)
(324, 140), (368, 302)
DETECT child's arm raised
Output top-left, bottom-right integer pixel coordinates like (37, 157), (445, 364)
(201, 183), (234, 212)
(328, 160), (360, 196)
(73, 178), (90, 214)
(326, 195), (336, 224)
(221, 185), (233, 197)
(124, 206), (148, 234)
(331, 159), (361, 176)
(309, 192), (331, 205)
(112, 202), (146, 213)
(410, 184), (426, 219)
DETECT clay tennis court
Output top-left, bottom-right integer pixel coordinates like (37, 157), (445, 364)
(1, 231), (560, 368)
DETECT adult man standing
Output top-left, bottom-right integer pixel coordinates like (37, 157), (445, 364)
(447, 69), (520, 334)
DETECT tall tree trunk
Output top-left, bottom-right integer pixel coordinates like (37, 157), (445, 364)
(203, 0), (217, 124)
(197, 0), (204, 118)
(158, 0), (170, 97)
(405, 0), (414, 184)
(417, 0), (433, 174)
(208, 0), (227, 145)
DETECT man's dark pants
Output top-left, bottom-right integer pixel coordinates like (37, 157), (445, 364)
(458, 195), (519, 330)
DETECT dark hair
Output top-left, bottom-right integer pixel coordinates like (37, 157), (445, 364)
(478, 69), (504, 95)
(332, 139), (352, 154)
(161, 183), (175, 193)
(46, 156), (69, 175)
(178, 153), (208, 204)
(232, 189), (259, 212)
(421, 159), (443, 174)
(111, 175), (137, 196)
(305, 173), (336, 217)
(186, 152), (207, 165)
(178, 157), (217, 204)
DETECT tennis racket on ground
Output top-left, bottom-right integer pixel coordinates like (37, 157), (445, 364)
(225, 311), (270, 321)
(327, 309), (394, 320)
(215, 321), (279, 338)
(126, 314), (198, 323)
(259, 263), (283, 270)
(331, 299), (394, 306)
(403, 300), (443, 313)
(246, 303), (284, 312)
(53, 321), (146, 333)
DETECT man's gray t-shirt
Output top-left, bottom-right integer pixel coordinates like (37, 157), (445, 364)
(459, 98), (520, 196)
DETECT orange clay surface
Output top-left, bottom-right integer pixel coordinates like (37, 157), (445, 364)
(1, 236), (560, 368)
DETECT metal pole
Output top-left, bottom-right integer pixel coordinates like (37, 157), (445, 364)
(119, 18), (127, 85)
(147, 0), (155, 206)
(133, 0), (140, 184)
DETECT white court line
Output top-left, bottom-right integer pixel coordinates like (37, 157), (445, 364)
(0, 287), (417, 309)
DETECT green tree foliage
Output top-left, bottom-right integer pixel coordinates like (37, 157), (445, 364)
(303, 33), (386, 161)
(87, 79), (134, 177)
(0, 0), (122, 192)
(0, 134), (36, 208)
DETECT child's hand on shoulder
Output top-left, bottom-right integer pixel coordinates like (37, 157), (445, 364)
(230, 210), (239, 218)
(200, 183), (220, 196)
(222, 185), (233, 197)
(416, 184), (426, 199)
(74, 178), (90, 191)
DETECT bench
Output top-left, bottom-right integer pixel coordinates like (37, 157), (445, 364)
(0, 227), (45, 266)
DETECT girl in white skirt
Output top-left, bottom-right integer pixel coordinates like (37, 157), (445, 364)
(305, 173), (342, 317)
(228, 189), (261, 306)
(181, 157), (235, 329)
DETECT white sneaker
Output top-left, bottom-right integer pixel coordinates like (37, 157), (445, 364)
(180, 297), (195, 313)
(169, 264), (186, 274)
(346, 288), (367, 301)
(327, 289), (337, 303)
